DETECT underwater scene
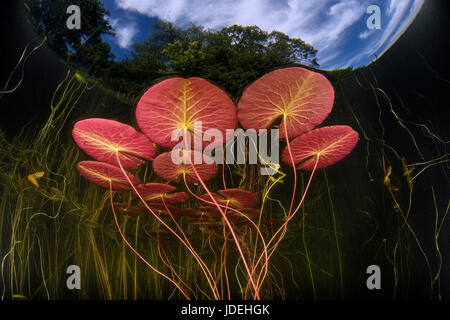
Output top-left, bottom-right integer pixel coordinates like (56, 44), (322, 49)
(0, 0), (448, 303)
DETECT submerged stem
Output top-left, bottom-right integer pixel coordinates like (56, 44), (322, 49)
(182, 130), (260, 300)
(255, 155), (320, 292)
(114, 151), (220, 300)
(109, 181), (190, 300)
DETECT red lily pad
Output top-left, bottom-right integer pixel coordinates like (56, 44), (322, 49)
(218, 189), (258, 208)
(152, 150), (217, 183)
(73, 118), (156, 169)
(135, 183), (176, 199)
(199, 206), (223, 219)
(148, 203), (184, 217)
(281, 125), (359, 170)
(76, 161), (139, 190)
(237, 67), (334, 139)
(134, 183), (189, 205)
(199, 189), (257, 208)
(136, 77), (237, 149)
(198, 193), (226, 207)
(149, 192), (189, 205)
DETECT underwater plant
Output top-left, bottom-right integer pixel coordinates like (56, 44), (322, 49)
(72, 67), (359, 300)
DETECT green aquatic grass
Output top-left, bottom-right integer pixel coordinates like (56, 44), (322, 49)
(0, 57), (448, 300)
(0, 71), (177, 299)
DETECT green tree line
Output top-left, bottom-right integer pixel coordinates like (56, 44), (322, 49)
(24, 0), (319, 102)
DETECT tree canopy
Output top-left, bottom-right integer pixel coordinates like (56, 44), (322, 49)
(160, 23), (319, 97)
(25, 0), (114, 77)
(24, 1), (319, 101)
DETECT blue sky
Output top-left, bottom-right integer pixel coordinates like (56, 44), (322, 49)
(100, 0), (424, 70)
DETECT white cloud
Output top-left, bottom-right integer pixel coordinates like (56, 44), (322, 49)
(115, 0), (370, 63)
(113, 0), (424, 69)
(109, 17), (137, 48)
(114, 0), (367, 44)
(359, 29), (375, 40)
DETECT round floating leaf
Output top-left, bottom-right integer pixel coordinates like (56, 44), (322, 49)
(76, 161), (139, 190)
(218, 189), (258, 208)
(149, 192), (189, 205)
(73, 118), (156, 169)
(136, 77), (237, 149)
(134, 183), (189, 205)
(197, 207), (223, 219)
(135, 183), (176, 199)
(152, 150), (217, 183)
(281, 125), (359, 170)
(149, 203), (184, 217)
(199, 189), (257, 208)
(198, 193), (227, 208)
(238, 67), (334, 139)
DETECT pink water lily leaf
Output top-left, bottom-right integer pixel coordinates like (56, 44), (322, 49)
(152, 150), (217, 183)
(136, 77), (237, 150)
(218, 189), (258, 208)
(150, 192), (189, 205)
(198, 192), (226, 208)
(203, 207), (224, 219)
(182, 208), (208, 219)
(76, 161), (139, 190)
(199, 188), (257, 208)
(73, 118), (157, 170)
(149, 203), (184, 217)
(238, 67), (334, 139)
(281, 125), (359, 170)
(183, 207), (229, 220)
(135, 183), (189, 205)
(135, 183), (176, 199)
